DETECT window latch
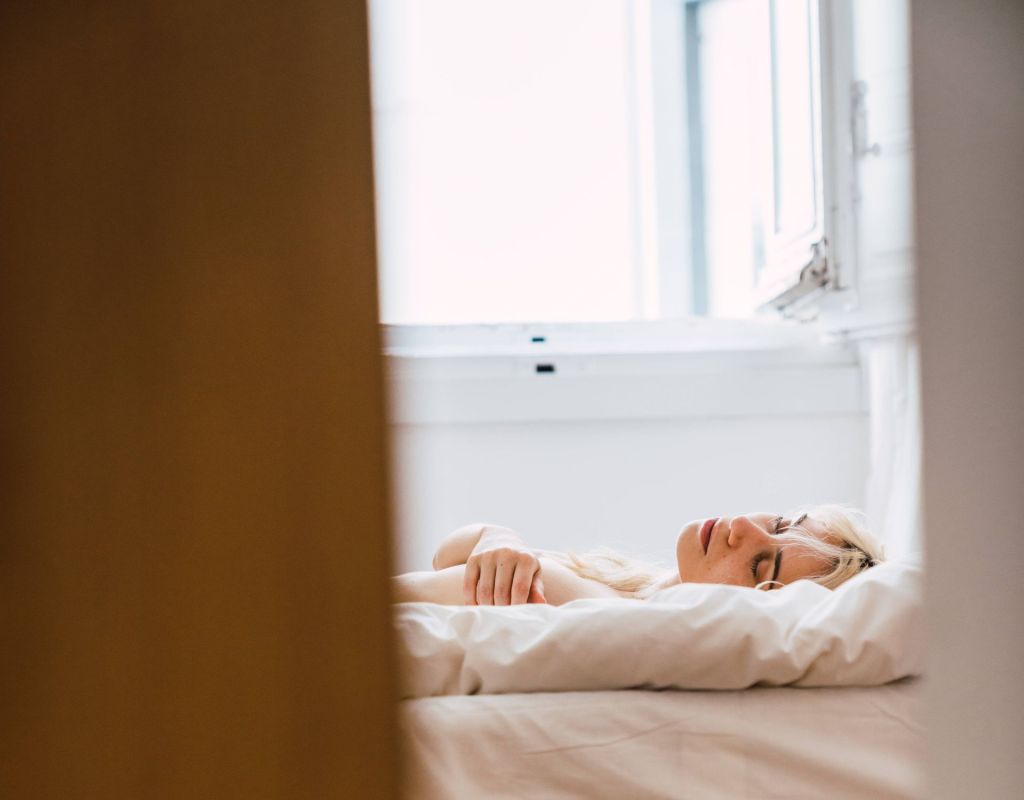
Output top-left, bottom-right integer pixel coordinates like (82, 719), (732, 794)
(852, 81), (881, 159)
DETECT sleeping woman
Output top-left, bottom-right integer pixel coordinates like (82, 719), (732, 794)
(392, 505), (885, 606)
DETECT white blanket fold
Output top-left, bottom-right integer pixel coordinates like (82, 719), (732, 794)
(395, 560), (922, 697)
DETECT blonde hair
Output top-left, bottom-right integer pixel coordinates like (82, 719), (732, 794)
(545, 505), (885, 597)
(538, 547), (673, 597)
(771, 504), (885, 590)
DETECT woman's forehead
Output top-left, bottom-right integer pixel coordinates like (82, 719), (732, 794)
(740, 510), (842, 548)
(792, 513), (843, 546)
(752, 510), (834, 542)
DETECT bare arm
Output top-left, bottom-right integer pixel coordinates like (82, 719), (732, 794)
(393, 565), (467, 604)
(393, 558), (623, 606)
(431, 523), (524, 570)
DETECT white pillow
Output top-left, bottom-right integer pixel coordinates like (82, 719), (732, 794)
(395, 559), (922, 697)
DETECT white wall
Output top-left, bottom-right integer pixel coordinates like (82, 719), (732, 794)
(389, 347), (868, 572)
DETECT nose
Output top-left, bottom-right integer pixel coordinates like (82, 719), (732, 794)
(726, 515), (770, 548)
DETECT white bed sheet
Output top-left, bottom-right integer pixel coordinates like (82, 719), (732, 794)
(402, 680), (924, 800)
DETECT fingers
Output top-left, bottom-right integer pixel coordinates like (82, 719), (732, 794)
(527, 576), (547, 604)
(466, 548), (542, 606)
(509, 565), (529, 605)
(463, 559), (481, 605)
(475, 556), (495, 606)
(493, 560), (512, 606)
(507, 551), (544, 605)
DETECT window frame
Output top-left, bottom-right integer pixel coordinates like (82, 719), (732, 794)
(753, 0), (832, 311)
(377, 0), (858, 356)
(752, 0), (853, 317)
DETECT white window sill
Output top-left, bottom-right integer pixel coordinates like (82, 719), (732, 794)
(383, 320), (864, 426)
(382, 317), (827, 358)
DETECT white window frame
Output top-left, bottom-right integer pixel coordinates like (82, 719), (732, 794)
(752, 0), (853, 317)
(379, 0), (859, 361)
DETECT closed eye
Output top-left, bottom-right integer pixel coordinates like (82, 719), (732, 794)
(751, 517), (784, 584)
(757, 515), (788, 588)
(764, 512), (806, 588)
(750, 553), (768, 582)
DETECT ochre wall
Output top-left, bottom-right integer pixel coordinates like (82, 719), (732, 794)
(0, 3), (398, 797)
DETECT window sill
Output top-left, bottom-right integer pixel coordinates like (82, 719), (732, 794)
(383, 320), (864, 426)
(382, 317), (823, 358)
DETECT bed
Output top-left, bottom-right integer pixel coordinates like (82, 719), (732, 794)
(403, 681), (923, 799)
(396, 560), (924, 799)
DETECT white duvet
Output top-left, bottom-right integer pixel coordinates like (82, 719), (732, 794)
(395, 560), (922, 697)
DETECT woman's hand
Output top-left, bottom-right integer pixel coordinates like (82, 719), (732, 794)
(463, 527), (546, 606)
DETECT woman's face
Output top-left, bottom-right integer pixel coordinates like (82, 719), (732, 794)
(675, 513), (836, 589)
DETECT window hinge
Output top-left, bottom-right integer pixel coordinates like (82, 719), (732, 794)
(761, 239), (837, 317)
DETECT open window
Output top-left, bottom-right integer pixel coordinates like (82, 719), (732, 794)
(686, 0), (840, 319)
(751, 0), (835, 315)
(367, 0), (863, 346)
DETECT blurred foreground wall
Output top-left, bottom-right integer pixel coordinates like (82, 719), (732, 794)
(0, 3), (398, 797)
(914, 1), (1024, 797)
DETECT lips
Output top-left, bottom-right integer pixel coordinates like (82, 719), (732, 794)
(700, 518), (718, 554)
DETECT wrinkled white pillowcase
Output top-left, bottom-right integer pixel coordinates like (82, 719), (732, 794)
(395, 559), (922, 697)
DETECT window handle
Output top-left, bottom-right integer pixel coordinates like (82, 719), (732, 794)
(852, 81), (882, 159)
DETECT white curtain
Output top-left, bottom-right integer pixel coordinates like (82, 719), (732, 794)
(861, 334), (922, 560)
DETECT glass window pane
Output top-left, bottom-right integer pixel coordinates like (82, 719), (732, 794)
(370, 0), (640, 325)
(771, 0), (817, 240)
(695, 0), (772, 317)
